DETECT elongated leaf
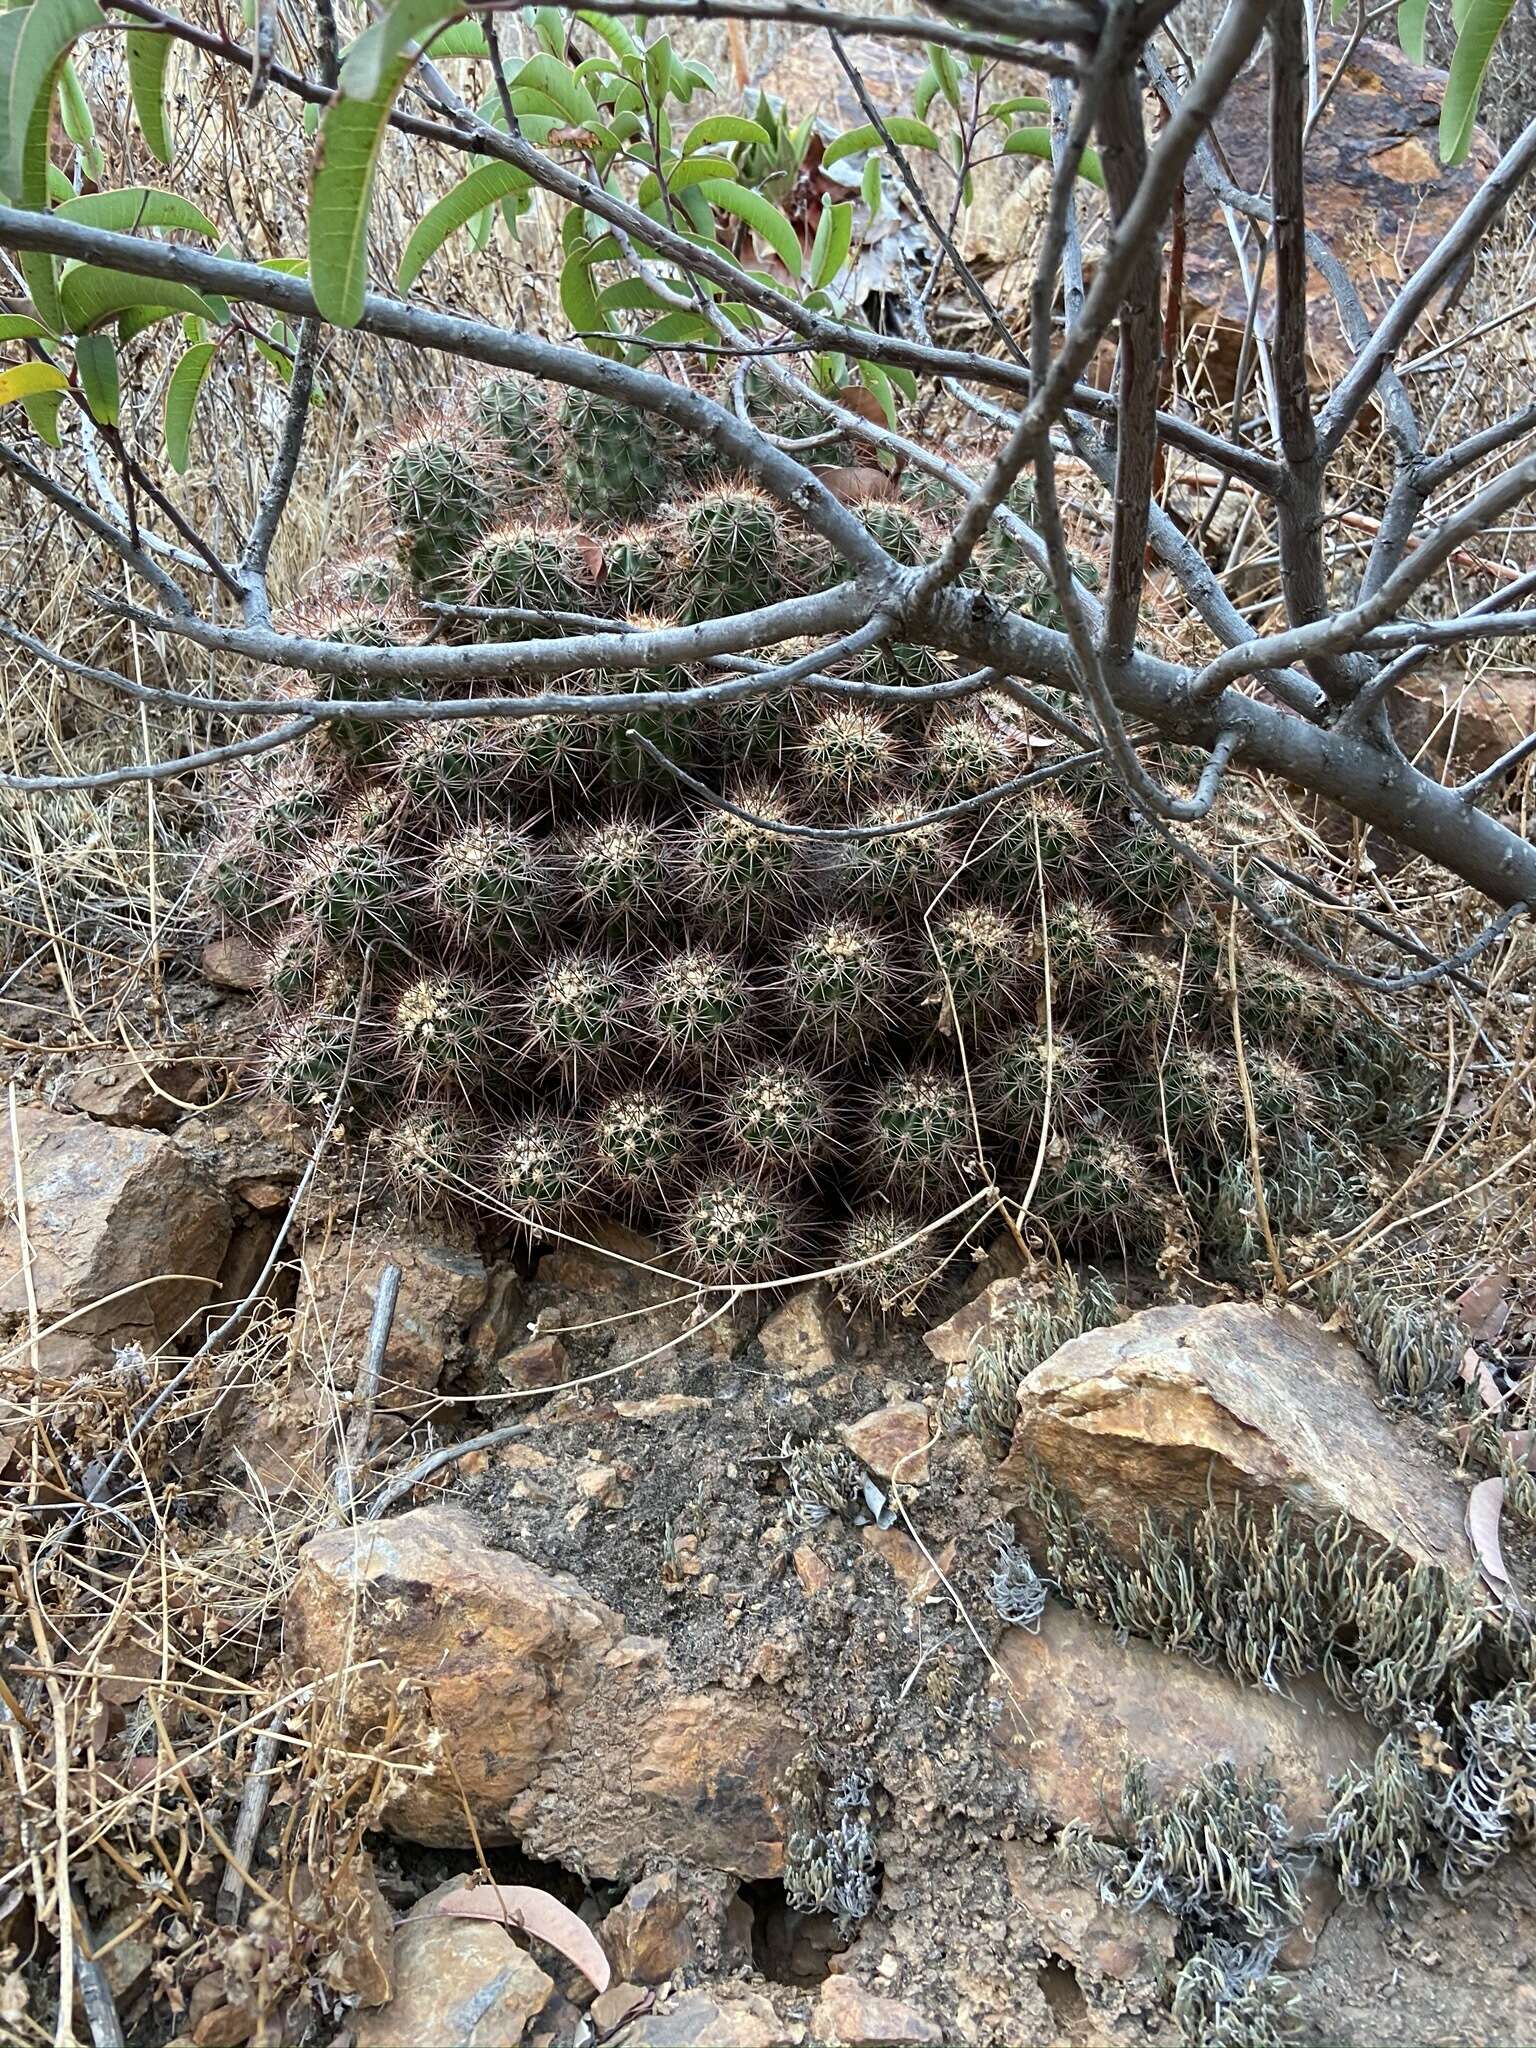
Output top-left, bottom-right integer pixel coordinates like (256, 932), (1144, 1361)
(58, 55), (102, 179)
(1002, 126), (1104, 186)
(858, 359), (897, 429)
(75, 330), (119, 424)
(987, 93), (1049, 117)
(56, 186), (219, 237)
(1396, 0), (1429, 57)
(694, 178), (801, 277)
(21, 387), (64, 443)
(58, 263), (221, 334)
(1, 0), (104, 202)
(0, 314), (51, 341)
(559, 240), (617, 354)
(636, 153), (733, 207)
(163, 338), (217, 471)
(511, 52), (598, 128)
(397, 162), (532, 289)
(822, 117), (942, 170)
(810, 197), (853, 291)
(125, 26), (173, 162)
(341, 0), (455, 101)
(427, 1886), (609, 1993)
(861, 153), (882, 216)
(576, 10), (640, 62)
(424, 18), (487, 56)
(1440, 0), (1515, 163)
(683, 113), (769, 152)
(311, 37), (438, 327)
(0, 360), (68, 405)
(635, 309), (716, 346)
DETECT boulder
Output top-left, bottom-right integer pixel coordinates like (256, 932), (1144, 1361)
(992, 1604), (1375, 1833)
(299, 1221), (487, 1412)
(812, 1976), (943, 2046)
(0, 1105), (229, 1351)
(612, 1989), (792, 2047)
(998, 1300), (1473, 1575)
(286, 1508), (796, 1878)
(352, 1917), (552, 2048)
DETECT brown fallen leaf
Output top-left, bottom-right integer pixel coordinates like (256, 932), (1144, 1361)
(812, 464), (899, 505)
(428, 1883), (611, 1993)
(1466, 1476), (1512, 1596)
(1456, 1267), (1511, 1342)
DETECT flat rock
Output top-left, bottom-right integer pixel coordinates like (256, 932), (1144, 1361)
(999, 1299), (1473, 1575)
(352, 1916), (552, 2048)
(0, 1105), (230, 1350)
(812, 1976), (943, 2045)
(992, 1603), (1375, 1833)
(612, 1989), (793, 2047)
(839, 1401), (931, 1484)
(286, 1508), (795, 1878)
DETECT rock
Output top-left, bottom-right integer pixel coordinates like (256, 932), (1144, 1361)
(1002, 1839), (1173, 1984)
(812, 1976), (943, 2045)
(1398, 667), (1536, 777)
(174, 1099), (306, 1212)
(502, 1334), (569, 1390)
(201, 934), (268, 990)
(286, 1508), (796, 1877)
(592, 1984), (649, 2033)
(300, 1221), (488, 1412)
(992, 1604), (1375, 1834)
(794, 1545), (833, 1598)
(0, 1106), (230, 1351)
(759, 1287), (844, 1376)
(600, 1868), (750, 1985)
(67, 1056), (210, 1130)
(839, 1402), (931, 1484)
(860, 1527), (953, 1601)
(353, 1916), (553, 2048)
(532, 1220), (756, 1364)
(612, 1989), (792, 2047)
(922, 1276), (1036, 1368)
(998, 1300), (1473, 1575)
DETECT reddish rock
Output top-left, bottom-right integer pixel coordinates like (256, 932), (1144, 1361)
(599, 1868), (749, 1985)
(0, 1105), (229, 1350)
(201, 934), (267, 990)
(502, 1334), (569, 1390)
(759, 1287), (845, 1375)
(860, 1527), (954, 1600)
(812, 1974), (943, 2045)
(68, 1056), (210, 1130)
(998, 1300), (1474, 1576)
(838, 1402), (931, 1484)
(992, 1604), (1375, 1834)
(612, 1989), (792, 2047)
(353, 1917), (552, 2047)
(299, 1221), (487, 1411)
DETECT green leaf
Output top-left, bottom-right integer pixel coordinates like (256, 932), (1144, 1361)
(810, 197), (852, 291)
(340, 0), (455, 101)
(1396, 0), (1429, 59)
(163, 337), (217, 471)
(1003, 125), (1104, 186)
(634, 309), (715, 346)
(695, 178), (801, 278)
(397, 162), (532, 288)
(0, 314), (51, 341)
(533, 7), (566, 56)
(683, 113), (770, 153)
(576, 10), (641, 62)
(21, 387), (64, 443)
(987, 93), (1049, 117)
(914, 61), (939, 125)
(560, 240), (618, 354)
(512, 51), (599, 127)
(58, 263), (222, 333)
(0, 360), (68, 405)
(637, 153), (734, 206)
(927, 41), (962, 112)
(74, 330), (119, 424)
(644, 33), (674, 105)
(56, 186), (219, 237)
(858, 360), (897, 429)
(57, 55), (101, 179)
(0, 0), (105, 203)
(821, 116), (942, 169)
(424, 19), (488, 55)
(1440, 0), (1514, 163)
(125, 23), (173, 160)
(251, 332), (296, 381)
(861, 153), (882, 216)
(311, 32), (440, 327)
(597, 275), (683, 311)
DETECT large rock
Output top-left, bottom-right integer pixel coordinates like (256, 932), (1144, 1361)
(0, 1105), (229, 1350)
(352, 1916), (553, 2048)
(812, 1976), (942, 2045)
(285, 1508), (796, 1879)
(992, 1604), (1375, 1834)
(998, 1300), (1473, 1575)
(612, 1990), (791, 2047)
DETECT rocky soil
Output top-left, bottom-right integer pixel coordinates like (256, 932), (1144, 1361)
(2, 986), (1533, 2048)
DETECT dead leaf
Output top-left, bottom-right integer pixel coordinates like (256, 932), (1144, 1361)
(1467, 1477), (1512, 1595)
(429, 1884), (610, 1993)
(1456, 1267), (1511, 1342)
(812, 464), (899, 506)
(1459, 1346), (1504, 1411)
(572, 533), (606, 582)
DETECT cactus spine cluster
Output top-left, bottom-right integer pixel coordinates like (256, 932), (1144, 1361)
(209, 370), (1434, 1303)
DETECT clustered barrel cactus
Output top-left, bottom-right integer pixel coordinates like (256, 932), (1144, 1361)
(207, 372), (1433, 1303)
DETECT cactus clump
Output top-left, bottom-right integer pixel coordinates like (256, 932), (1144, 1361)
(218, 370), (1442, 1309)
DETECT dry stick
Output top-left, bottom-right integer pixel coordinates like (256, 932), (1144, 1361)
(214, 1710), (285, 1928)
(334, 1263), (401, 1516)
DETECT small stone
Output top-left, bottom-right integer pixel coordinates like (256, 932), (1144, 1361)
(860, 1527), (954, 1600)
(68, 1058), (208, 1130)
(353, 1917), (553, 2047)
(992, 1604), (1375, 1833)
(192, 2006), (253, 2047)
(615, 1394), (713, 1423)
(758, 1286), (844, 1375)
(838, 1401), (931, 1484)
(201, 934), (267, 990)
(497, 1333), (567, 1389)
(592, 1984), (649, 2033)
(811, 1975), (943, 2045)
(601, 1871), (697, 1984)
(794, 1545), (833, 1598)
(922, 1276), (1035, 1367)
(612, 1988), (792, 2047)
(999, 1299), (1474, 1574)
(575, 1462), (621, 1505)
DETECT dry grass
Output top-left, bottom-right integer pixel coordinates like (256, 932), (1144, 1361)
(3, 12), (1536, 2045)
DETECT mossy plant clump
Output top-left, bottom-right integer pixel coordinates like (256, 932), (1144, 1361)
(211, 371), (1442, 1305)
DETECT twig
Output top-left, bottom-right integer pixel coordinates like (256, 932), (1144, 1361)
(335, 1263), (401, 1516)
(70, 1886), (127, 2048)
(215, 1711), (284, 1928)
